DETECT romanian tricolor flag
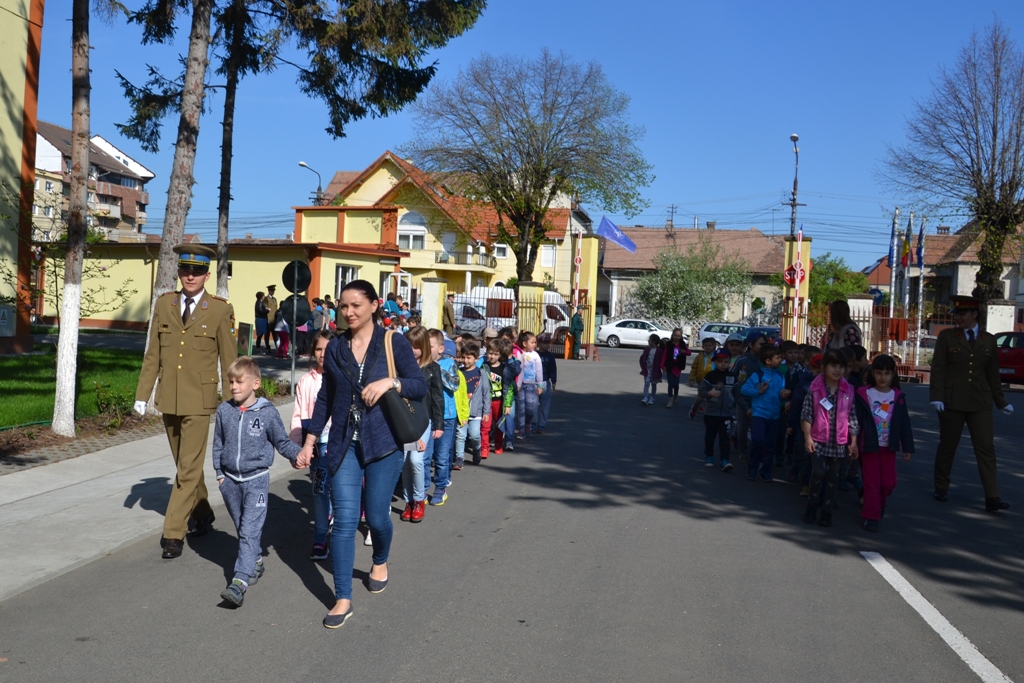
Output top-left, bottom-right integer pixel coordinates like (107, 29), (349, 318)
(900, 217), (912, 267)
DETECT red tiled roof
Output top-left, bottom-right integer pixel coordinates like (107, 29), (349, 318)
(335, 151), (571, 243)
(323, 171), (362, 201)
(861, 223), (1020, 277)
(601, 226), (785, 275)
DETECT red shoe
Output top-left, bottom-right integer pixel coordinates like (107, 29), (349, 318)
(410, 500), (426, 523)
(480, 449), (489, 460)
(494, 447), (504, 455)
(400, 502), (413, 522)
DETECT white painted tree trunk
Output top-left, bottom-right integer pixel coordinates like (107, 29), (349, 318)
(51, 0), (91, 437)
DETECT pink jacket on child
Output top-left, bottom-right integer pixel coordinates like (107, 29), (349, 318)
(290, 368), (331, 444)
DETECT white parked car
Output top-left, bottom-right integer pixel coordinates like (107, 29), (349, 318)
(596, 319), (679, 348)
(697, 322), (749, 346)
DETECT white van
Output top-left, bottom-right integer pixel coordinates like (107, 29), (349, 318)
(453, 287), (570, 336)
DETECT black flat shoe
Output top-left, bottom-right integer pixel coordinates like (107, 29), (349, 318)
(162, 538), (184, 559)
(323, 607), (354, 629)
(985, 497), (1010, 513)
(933, 489), (948, 503)
(367, 576), (388, 594)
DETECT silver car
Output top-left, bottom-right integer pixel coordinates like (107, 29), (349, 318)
(596, 319), (675, 348)
(697, 322), (749, 346)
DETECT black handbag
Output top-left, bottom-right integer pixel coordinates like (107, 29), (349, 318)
(378, 330), (430, 444)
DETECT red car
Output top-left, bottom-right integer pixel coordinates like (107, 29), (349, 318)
(994, 332), (1024, 383)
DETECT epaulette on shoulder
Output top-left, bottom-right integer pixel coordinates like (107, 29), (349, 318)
(161, 291), (175, 297)
(212, 295), (228, 303)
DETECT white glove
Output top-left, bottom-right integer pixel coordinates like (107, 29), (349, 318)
(133, 400), (147, 417)
(930, 401), (945, 413)
(1002, 404), (1014, 415)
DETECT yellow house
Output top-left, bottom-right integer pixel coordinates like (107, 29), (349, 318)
(0, 0), (44, 353)
(325, 151), (592, 302)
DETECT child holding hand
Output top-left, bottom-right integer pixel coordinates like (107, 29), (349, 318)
(854, 354), (914, 532)
(639, 334), (664, 406)
(801, 350), (860, 527)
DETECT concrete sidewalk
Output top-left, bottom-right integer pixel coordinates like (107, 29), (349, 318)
(0, 402), (298, 603)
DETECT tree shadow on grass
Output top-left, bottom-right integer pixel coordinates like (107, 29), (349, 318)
(500, 360), (1024, 613)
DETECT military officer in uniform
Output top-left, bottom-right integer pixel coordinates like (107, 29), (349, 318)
(930, 295), (1014, 512)
(134, 244), (238, 558)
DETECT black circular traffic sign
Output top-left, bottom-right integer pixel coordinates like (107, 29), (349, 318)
(278, 294), (311, 327)
(282, 260), (311, 293)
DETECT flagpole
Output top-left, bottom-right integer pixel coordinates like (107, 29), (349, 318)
(887, 208), (900, 355)
(791, 229), (802, 343)
(572, 221), (583, 309)
(914, 216), (926, 368)
(903, 212), (913, 363)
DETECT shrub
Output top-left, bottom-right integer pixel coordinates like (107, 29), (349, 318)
(94, 381), (135, 429)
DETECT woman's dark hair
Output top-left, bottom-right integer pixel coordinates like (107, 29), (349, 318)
(340, 280), (384, 325)
(516, 330), (536, 347)
(865, 353), (900, 389)
(309, 329), (335, 369)
(830, 300), (853, 329)
(822, 349), (848, 369)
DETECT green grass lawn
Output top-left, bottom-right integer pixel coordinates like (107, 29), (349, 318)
(0, 346), (144, 429)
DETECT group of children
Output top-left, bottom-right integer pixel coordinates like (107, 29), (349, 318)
(207, 322), (559, 607)
(648, 329), (917, 532)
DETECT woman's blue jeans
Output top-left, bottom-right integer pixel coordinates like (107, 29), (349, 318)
(329, 443), (403, 602)
(311, 443), (333, 545)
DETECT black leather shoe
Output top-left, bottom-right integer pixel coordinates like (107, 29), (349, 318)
(189, 513), (216, 537)
(162, 538), (184, 559)
(985, 497), (1010, 513)
(933, 489), (948, 502)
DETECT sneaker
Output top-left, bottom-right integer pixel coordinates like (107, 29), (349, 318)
(705, 456), (715, 468)
(760, 470), (773, 483)
(746, 468), (757, 481)
(410, 500), (426, 522)
(494, 447), (504, 455)
(479, 450), (489, 461)
(640, 399), (648, 406)
(400, 503), (413, 522)
(220, 580), (246, 607)
(534, 428), (545, 435)
(862, 519), (879, 533)
(452, 459), (464, 471)
(515, 432), (525, 441)
(429, 488), (448, 506)
(310, 543), (329, 560)
(666, 397), (675, 409)
(689, 404), (698, 419)
(799, 486), (810, 497)
(251, 560), (265, 584)
(363, 530), (373, 546)
(721, 460), (734, 473)
(505, 443), (515, 452)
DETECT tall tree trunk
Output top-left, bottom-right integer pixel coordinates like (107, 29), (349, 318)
(215, 0), (244, 299)
(972, 216), (1013, 301)
(52, 0), (91, 437)
(150, 0), (215, 304)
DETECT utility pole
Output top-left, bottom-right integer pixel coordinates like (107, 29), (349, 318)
(666, 204), (677, 228)
(783, 133), (805, 236)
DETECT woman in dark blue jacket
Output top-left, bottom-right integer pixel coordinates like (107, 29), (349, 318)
(301, 281), (426, 628)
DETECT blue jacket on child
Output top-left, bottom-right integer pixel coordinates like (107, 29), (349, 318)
(740, 365), (786, 419)
(213, 397), (301, 481)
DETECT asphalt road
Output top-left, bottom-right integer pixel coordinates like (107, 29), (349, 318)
(1, 347), (1022, 683)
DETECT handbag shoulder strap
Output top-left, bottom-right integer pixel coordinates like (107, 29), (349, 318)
(384, 329), (397, 379)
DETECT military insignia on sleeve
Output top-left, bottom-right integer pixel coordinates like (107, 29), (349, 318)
(202, 301), (208, 309)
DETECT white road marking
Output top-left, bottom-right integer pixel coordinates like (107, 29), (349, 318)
(861, 551), (1014, 683)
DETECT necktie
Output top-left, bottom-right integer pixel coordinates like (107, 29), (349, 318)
(967, 329), (975, 348)
(182, 297), (193, 326)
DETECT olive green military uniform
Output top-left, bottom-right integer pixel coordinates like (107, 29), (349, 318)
(136, 290), (237, 540)
(929, 326), (1008, 499)
(443, 298), (456, 337)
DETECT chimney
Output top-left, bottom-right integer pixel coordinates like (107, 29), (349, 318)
(706, 221), (716, 231)
(937, 225), (950, 235)
(245, 232), (253, 240)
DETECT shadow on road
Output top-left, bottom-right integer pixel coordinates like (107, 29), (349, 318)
(499, 356), (1024, 613)
(122, 476), (171, 512)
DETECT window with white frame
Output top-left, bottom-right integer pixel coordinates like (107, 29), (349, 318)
(540, 244), (556, 267)
(336, 265), (359, 298)
(494, 244), (509, 259)
(43, 206), (52, 217)
(44, 181), (54, 193)
(398, 211), (427, 250)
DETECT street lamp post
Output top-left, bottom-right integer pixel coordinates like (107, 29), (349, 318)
(298, 161), (323, 206)
(787, 133), (801, 236)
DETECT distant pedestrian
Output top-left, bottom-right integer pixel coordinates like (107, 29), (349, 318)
(213, 356), (301, 607)
(699, 348), (737, 472)
(265, 285), (279, 348)
(274, 313), (290, 359)
(732, 330), (766, 459)
(854, 354), (915, 532)
(824, 299), (863, 350)
(639, 334), (664, 406)
(254, 291), (271, 354)
(740, 344), (789, 482)
(687, 336), (717, 415)
(569, 307), (585, 359)
(443, 292), (456, 337)
(663, 327), (690, 409)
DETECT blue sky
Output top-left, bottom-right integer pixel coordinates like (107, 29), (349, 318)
(35, 0), (1024, 270)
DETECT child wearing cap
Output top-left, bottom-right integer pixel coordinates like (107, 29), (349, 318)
(699, 348), (737, 471)
(687, 336), (718, 418)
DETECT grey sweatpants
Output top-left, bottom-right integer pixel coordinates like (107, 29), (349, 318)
(219, 475), (269, 583)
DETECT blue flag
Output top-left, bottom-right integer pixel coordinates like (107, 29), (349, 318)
(596, 216), (636, 254)
(887, 213), (898, 268)
(916, 218), (925, 268)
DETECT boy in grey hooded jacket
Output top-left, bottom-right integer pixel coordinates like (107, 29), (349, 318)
(213, 357), (301, 606)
